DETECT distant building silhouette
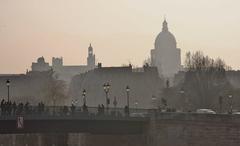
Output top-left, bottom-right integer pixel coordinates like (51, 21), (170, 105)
(87, 43), (96, 69)
(69, 64), (163, 108)
(151, 19), (181, 78)
(0, 71), (55, 103)
(31, 57), (51, 71)
(31, 44), (96, 83)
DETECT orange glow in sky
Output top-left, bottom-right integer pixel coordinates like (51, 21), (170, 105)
(0, 0), (240, 73)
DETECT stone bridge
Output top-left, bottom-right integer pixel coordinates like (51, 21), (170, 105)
(1, 107), (240, 146)
(83, 113), (240, 146)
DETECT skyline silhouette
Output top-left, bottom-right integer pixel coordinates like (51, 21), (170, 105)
(0, 0), (240, 73)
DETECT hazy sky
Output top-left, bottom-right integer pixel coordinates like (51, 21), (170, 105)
(0, 0), (240, 73)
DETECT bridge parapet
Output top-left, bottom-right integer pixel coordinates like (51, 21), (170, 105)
(147, 112), (240, 146)
(154, 112), (240, 123)
(0, 106), (150, 121)
(0, 106), (150, 134)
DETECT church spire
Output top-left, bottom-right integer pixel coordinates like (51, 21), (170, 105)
(87, 43), (95, 69)
(162, 18), (168, 32)
(88, 43), (93, 54)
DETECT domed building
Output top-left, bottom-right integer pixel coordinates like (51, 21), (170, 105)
(151, 19), (181, 78)
(31, 44), (96, 84)
(31, 56), (51, 72)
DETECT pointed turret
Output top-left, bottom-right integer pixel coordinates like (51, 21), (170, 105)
(88, 43), (93, 52)
(87, 43), (95, 69)
(162, 18), (168, 32)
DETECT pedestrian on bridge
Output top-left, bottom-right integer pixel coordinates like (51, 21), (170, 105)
(12, 101), (17, 115)
(124, 105), (129, 116)
(71, 104), (75, 115)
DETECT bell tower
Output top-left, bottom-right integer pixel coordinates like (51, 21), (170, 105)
(87, 43), (96, 69)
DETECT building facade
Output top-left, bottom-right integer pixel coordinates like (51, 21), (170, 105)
(31, 57), (51, 72)
(68, 64), (163, 108)
(31, 44), (96, 83)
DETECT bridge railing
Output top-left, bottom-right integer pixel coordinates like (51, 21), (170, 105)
(0, 106), (151, 119)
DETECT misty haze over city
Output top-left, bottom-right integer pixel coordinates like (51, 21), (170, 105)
(0, 0), (240, 74)
(1, 0), (240, 146)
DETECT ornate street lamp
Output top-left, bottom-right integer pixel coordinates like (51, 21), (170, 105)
(126, 85), (130, 108)
(82, 89), (86, 105)
(228, 94), (233, 114)
(151, 95), (157, 109)
(103, 82), (110, 108)
(6, 79), (10, 102)
(219, 96), (223, 113)
(179, 88), (186, 111)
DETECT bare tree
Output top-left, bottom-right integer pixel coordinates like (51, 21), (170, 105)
(43, 70), (67, 106)
(182, 51), (232, 110)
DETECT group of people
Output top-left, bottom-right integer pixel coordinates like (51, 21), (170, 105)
(0, 99), (131, 117)
(37, 102), (45, 114)
(0, 99), (17, 115)
(0, 99), (45, 116)
(96, 104), (129, 117)
(62, 103), (88, 115)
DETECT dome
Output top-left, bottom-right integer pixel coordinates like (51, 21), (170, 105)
(37, 56), (45, 63)
(154, 20), (176, 50)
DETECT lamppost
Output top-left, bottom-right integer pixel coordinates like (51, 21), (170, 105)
(6, 79), (10, 102)
(228, 94), (233, 114)
(53, 96), (56, 115)
(151, 95), (157, 109)
(218, 96), (223, 113)
(126, 86), (130, 108)
(82, 89), (86, 105)
(113, 96), (117, 109)
(103, 83), (110, 109)
(134, 101), (138, 109)
(113, 96), (117, 115)
(180, 88), (185, 112)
